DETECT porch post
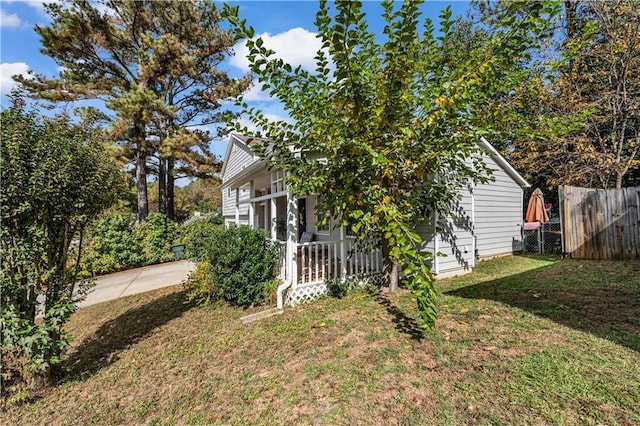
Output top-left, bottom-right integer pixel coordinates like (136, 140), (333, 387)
(286, 191), (298, 285)
(340, 225), (347, 279)
(234, 188), (240, 225)
(270, 197), (277, 240)
(248, 180), (255, 228)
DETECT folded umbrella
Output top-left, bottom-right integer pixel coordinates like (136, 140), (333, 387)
(525, 188), (549, 223)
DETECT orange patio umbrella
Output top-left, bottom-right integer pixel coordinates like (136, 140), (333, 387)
(525, 188), (549, 223)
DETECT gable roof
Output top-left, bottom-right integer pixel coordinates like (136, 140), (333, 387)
(478, 137), (530, 188)
(220, 133), (271, 179)
(221, 133), (530, 189)
(220, 133), (247, 179)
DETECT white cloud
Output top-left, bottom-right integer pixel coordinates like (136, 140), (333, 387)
(0, 9), (22, 28)
(0, 62), (33, 95)
(230, 27), (324, 73)
(3, 0), (50, 13)
(242, 81), (273, 102)
(237, 113), (292, 134)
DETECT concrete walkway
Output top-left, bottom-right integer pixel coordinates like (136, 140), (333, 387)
(78, 260), (195, 308)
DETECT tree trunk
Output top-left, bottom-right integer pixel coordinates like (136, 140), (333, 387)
(136, 148), (149, 222)
(158, 156), (167, 215)
(564, 1), (580, 39)
(27, 369), (50, 392)
(615, 172), (622, 190)
(381, 238), (399, 291)
(167, 157), (175, 220)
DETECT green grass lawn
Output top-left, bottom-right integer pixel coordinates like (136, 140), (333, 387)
(4, 255), (640, 425)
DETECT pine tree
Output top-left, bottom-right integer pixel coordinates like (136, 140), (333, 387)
(18, 0), (249, 221)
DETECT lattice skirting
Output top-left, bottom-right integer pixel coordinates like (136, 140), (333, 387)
(286, 282), (328, 306)
(285, 273), (383, 306)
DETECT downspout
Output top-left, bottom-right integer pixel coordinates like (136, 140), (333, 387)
(470, 178), (477, 267)
(433, 211), (440, 276)
(276, 280), (292, 310)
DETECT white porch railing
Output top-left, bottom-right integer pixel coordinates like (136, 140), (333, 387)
(273, 240), (287, 281)
(297, 239), (382, 285)
(273, 236), (383, 296)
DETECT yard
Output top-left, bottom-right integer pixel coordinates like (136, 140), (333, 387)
(4, 255), (639, 425)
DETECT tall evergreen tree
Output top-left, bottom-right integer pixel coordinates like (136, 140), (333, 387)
(18, 0), (249, 221)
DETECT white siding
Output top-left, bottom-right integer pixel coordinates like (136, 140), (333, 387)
(221, 138), (259, 224)
(222, 139), (257, 184)
(474, 155), (524, 258)
(436, 183), (475, 274)
(222, 187), (234, 217)
(415, 223), (436, 270)
(221, 187), (251, 224)
(414, 183), (474, 276)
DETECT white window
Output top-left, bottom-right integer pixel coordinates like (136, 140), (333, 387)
(315, 196), (330, 234)
(271, 170), (286, 193)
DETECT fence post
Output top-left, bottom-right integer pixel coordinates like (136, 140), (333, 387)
(560, 186), (570, 257)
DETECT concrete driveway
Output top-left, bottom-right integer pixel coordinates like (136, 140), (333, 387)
(78, 260), (195, 308)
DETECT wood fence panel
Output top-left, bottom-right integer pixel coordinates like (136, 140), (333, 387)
(627, 187), (640, 259)
(559, 185), (640, 260)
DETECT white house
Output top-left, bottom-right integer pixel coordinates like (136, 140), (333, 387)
(221, 133), (530, 307)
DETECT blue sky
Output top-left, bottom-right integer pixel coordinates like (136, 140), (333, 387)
(0, 0), (471, 159)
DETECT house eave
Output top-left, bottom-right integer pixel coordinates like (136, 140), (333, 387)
(479, 137), (530, 188)
(220, 133), (244, 179)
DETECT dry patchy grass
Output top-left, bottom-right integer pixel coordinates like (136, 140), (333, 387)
(4, 255), (640, 425)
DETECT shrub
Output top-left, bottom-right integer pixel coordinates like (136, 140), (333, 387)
(183, 260), (222, 306)
(179, 215), (224, 261)
(211, 225), (280, 306)
(1, 100), (121, 396)
(85, 212), (180, 274)
(84, 213), (145, 274)
(183, 224), (279, 307)
(136, 213), (179, 265)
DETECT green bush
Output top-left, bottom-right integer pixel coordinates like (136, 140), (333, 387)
(183, 224), (279, 307)
(180, 215), (225, 261)
(211, 225), (280, 307)
(136, 213), (179, 265)
(84, 213), (145, 274)
(183, 260), (222, 306)
(85, 212), (179, 274)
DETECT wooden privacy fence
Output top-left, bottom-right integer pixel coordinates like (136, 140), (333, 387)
(559, 185), (640, 260)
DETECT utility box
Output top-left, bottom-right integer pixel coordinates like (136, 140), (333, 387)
(172, 244), (185, 260)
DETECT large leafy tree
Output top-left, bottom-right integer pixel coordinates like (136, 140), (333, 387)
(477, 0), (640, 190)
(227, 0), (559, 329)
(558, 0), (640, 189)
(19, 0), (249, 221)
(1, 96), (122, 394)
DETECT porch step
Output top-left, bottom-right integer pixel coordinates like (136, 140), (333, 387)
(240, 307), (283, 324)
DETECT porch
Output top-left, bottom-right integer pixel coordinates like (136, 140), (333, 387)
(224, 167), (383, 304)
(274, 238), (383, 283)
(271, 236), (383, 304)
